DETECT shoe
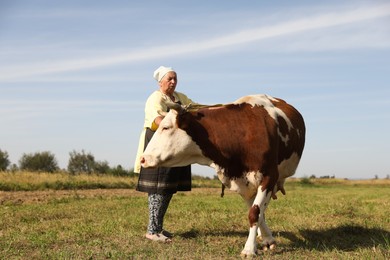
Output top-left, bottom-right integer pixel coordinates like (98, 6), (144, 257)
(161, 230), (173, 238)
(145, 233), (172, 243)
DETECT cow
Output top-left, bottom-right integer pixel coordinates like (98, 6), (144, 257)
(140, 94), (305, 256)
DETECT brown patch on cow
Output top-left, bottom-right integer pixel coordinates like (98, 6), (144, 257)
(177, 103), (277, 179)
(248, 204), (260, 226)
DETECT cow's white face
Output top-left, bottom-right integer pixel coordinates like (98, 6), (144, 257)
(140, 110), (210, 168)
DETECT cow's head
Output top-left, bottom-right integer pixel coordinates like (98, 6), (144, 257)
(140, 102), (210, 168)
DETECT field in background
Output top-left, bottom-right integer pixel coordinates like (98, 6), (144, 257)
(1, 171), (389, 192)
(0, 171), (222, 191)
(0, 172), (389, 259)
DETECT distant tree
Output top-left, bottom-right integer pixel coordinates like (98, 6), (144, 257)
(0, 149), (11, 171)
(67, 150), (95, 174)
(94, 160), (110, 174)
(19, 151), (59, 172)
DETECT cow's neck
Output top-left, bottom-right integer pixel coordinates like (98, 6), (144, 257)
(178, 106), (252, 179)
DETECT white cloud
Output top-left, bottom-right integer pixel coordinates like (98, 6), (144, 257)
(257, 22), (390, 52)
(0, 99), (143, 121)
(0, 4), (389, 81)
(0, 75), (143, 83)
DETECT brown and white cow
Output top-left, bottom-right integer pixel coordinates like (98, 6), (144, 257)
(140, 94), (305, 256)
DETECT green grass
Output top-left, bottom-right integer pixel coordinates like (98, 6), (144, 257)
(0, 174), (389, 259)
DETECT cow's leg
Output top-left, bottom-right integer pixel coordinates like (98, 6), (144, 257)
(240, 186), (273, 256)
(245, 197), (263, 239)
(257, 210), (275, 250)
(253, 186), (279, 250)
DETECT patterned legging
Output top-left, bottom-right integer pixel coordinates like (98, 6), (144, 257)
(147, 193), (173, 234)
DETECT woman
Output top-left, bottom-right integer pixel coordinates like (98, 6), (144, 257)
(134, 66), (196, 242)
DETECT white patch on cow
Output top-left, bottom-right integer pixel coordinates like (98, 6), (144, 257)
(274, 108), (293, 130)
(234, 94), (293, 131)
(278, 129), (289, 146)
(229, 176), (261, 200)
(233, 94), (276, 109)
(278, 152), (301, 180)
(214, 164), (263, 201)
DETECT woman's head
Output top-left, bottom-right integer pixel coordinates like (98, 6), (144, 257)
(153, 66), (177, 96)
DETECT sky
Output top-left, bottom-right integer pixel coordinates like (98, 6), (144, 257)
(1, 0), (389, 179)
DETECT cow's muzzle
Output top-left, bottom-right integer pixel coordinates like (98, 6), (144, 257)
(140, 156), (147, 168)
(140, 155), (156, 168)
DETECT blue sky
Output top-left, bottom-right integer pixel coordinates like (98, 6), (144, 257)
(1, 0), (389, 179)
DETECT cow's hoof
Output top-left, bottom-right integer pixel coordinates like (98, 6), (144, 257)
(261, 241), (276, 251)
(240, 249), (256, 258)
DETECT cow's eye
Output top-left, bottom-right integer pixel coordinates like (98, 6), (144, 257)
(162, 126), (169, 131)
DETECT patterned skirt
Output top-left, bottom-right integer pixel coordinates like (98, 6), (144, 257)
(136, 128), (192, 194)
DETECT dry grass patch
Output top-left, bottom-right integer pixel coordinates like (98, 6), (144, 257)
(0, 171), (136, 191)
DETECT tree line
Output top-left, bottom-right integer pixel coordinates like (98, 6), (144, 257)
(0, 149), (135, 176)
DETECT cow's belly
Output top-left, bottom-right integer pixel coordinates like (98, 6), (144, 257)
(217, 170), (262, 200)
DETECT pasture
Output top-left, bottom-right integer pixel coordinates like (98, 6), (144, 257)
(0, 173), (389, 259)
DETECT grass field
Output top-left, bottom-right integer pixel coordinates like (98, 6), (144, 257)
(0, 172), (389, 259)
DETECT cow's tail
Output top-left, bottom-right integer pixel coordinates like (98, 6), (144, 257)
(220, 184), (225, 198)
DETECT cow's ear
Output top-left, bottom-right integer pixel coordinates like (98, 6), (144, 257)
(177, 112), (190, 130)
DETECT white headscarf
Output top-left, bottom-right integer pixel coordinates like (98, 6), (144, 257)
(153, 66), (175, 82)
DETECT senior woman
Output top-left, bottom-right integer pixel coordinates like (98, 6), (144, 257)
(134, 66), (197, 243)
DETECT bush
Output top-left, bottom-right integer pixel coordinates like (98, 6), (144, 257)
(19, 151), (59, 172)
(94, 160), (110, 174)
(68, 150), (135, 176)
(110, 165), (134, 177)
(68, 150), (95, 174)
(300, 177), (312, 185)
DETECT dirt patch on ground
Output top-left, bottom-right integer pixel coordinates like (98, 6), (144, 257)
(0, 188), (224, 205)
(0, 189), (143, 205)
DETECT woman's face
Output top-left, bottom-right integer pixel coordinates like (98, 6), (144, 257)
(159, 71), (177, 96)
